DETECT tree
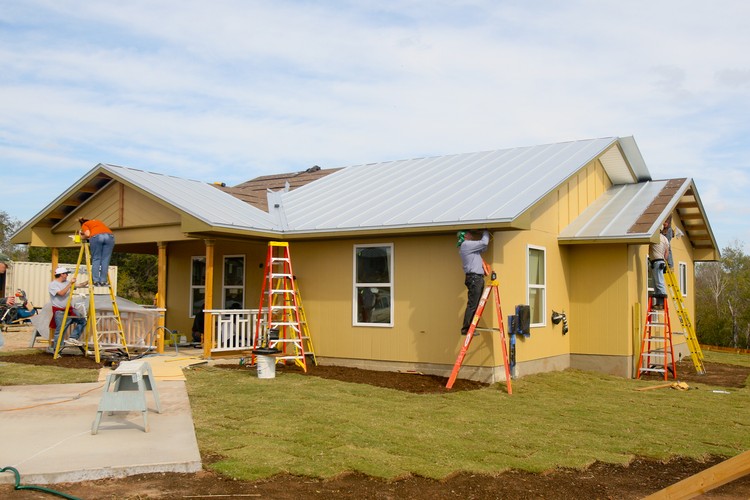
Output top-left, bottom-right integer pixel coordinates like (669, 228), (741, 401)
(0, 210), (26, 260)
(28, 247), (158, 305)
(695, 241), (750, 348)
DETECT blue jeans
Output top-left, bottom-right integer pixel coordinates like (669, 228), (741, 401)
(52, 309), (87, 347)
(90, 233), (115, 283)
(651, 260), (667, 297)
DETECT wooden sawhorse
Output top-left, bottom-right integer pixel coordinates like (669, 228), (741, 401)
(92, 360), (161, 434)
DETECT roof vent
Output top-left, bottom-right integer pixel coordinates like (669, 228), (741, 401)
(305, 165), (321, 173)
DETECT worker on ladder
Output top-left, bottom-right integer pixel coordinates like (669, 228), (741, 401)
(78, 217), (115, 287)
(457, 229), (490, 335)
(47, 266), (87, 354)
(648, 223), (670, 310)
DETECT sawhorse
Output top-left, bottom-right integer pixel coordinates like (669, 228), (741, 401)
(92, 360), (161, 434)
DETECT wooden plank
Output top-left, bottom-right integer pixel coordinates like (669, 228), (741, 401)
(643, 450), (750, 499)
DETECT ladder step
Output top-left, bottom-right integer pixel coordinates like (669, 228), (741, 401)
(639, 368), (667, 373)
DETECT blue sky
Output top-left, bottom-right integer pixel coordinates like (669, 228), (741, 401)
(1, 1), (749, 252)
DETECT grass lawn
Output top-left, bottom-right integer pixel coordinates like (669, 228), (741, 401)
(185, 352), (750, 481)
(2, 345), (748, 482)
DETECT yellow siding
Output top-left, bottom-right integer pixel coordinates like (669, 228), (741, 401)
(164, 239), (268, 335)
(120, 186), (181, 227)
(557, 159), (612, 230)
(291, 236), (483, 365)
(569, 244), (630, 355)
(58, 183), (180, 235)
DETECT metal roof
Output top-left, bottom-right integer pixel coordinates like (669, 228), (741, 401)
(99, 164), (277, 230)
(279, 137), (640, 232)
(558, 177), (719, 257)
(559, 181), (674, 242)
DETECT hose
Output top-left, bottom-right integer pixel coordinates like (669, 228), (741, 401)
(0, 466), (81, 499)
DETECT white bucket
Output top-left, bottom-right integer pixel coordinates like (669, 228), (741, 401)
(256, 355), (276, 379)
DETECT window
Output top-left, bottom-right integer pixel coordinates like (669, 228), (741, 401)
(354, 244), (393, 326)
(223, 255), (245, 309)
(679, 262), (688, 296)
(527, 246), (546, 327)
(190, 256), (206, 317)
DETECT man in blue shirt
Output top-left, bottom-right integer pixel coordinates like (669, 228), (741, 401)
(458, 229), (490, 335)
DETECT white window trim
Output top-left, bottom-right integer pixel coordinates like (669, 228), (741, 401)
(527, 245), (547, 327)
(678, 261), (688, 297)
(190, 256), (206, 318)
(353, 243), (394, 328)
(222, 254), (245, 309)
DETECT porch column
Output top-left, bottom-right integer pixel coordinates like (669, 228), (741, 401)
(51, 248), (59, 279)
(203, 239), (215, 359)
(49, 248), (59, 341)
(156, 241), (168, 354)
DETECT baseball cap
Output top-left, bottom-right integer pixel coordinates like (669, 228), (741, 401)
(55, 266), (70, 275)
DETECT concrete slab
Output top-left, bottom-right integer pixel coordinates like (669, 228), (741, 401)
(0, 379), (202, 484)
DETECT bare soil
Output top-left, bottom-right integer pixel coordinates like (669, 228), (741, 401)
(2, 351), (749, 499)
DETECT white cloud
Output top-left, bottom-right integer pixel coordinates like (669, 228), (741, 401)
(1, 0), (749, 252)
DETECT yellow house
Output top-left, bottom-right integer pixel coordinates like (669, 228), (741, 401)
(12, 136), (718, 382)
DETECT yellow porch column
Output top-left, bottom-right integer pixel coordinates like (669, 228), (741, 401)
(156, 241), (167, 354)
(203, 239), (215, 359)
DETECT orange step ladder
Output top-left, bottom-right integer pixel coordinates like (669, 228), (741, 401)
(636, 296), (677, 380)
(446, 261), (512, 394)
(253, 241), (309, 372)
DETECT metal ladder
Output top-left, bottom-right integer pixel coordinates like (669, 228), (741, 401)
(53, 240), (129, 363)
(293, 276), (317, 367)
(253, 241), (309, 372)
(446, 260), (512, 394)
(664, 263), (706, 374)
(636, 296), (677, 380)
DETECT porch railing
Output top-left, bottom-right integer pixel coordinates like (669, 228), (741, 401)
(204, 308), (259, 352)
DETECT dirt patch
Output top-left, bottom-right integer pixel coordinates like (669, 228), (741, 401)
(2, 350), (749, 498)
(5, 350), (747, 392)
(1, 456), (749, 499)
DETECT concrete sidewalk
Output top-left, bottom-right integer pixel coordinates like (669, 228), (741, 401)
(0, 378), (202, 484)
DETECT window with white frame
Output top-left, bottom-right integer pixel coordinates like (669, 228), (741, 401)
(190, 256), (206, 317)
(527, 246), (546, 326)
(354, 244), (393, 326)
(679, 262), (688, 296)
(223, 255), (245, 309)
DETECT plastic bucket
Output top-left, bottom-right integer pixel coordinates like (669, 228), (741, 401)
(256, 355), (276, 379)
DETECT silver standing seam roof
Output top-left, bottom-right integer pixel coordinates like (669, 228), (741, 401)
(559, 180), (680, 242)
(279, 136), (639, 233)
(18, 136), (709, 249)
(99, 164), (277, 230)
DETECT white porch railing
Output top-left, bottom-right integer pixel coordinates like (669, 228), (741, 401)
(204, 309), (259, 352)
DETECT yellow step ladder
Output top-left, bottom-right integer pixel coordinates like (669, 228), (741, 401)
(53, 239), (129, 363)
(665, 263), (705, 374)
(293, 276), (317, 367)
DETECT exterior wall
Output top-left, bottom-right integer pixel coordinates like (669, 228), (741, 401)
(291, 235), (472, 368)
(163, 239), (268, 336)
(569, 244), (630, 356)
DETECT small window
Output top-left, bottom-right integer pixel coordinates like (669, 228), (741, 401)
(223, 255), (245, 309)
(527, 246), (546, 327)
(353, 244), (393, 326)
(190, 256), (206, 317)
(678, 262), (688, 296)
